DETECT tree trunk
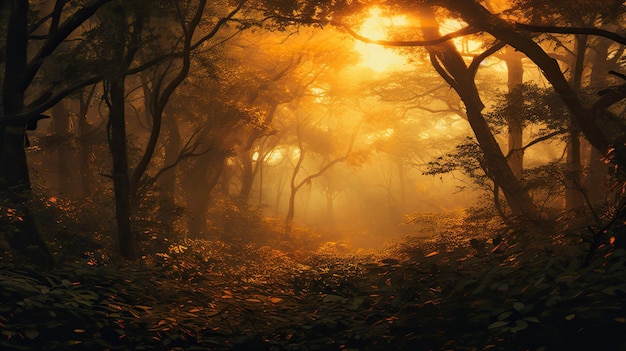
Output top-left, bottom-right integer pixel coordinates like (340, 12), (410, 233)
(503, 48), (525, 179)
(580, 38), (615, 205)
(583, 145), (607, 205)
(158, 116), (180, 209)
(0, 0), (53, 267)
(564, 123), (584, 210)
(107, 74), (137, 260)
(106, 4), (137, 260)
(51, 100), (75, 197)
(285, 185), (297, 233)
(420, 6), (542, 220)
(76, 87), (96, 198)
(564, 35), (587, 211)
(238, 104), (278, 206)
(237, 149), (255, 207)
(182, 150), (227, 238)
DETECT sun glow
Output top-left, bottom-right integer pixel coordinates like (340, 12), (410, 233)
(354, 8), (409, 72)
(252, 148), (285, 166)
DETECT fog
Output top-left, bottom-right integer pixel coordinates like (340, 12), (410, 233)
(2, 1), (625, 349)
(26, 11), (572, 250)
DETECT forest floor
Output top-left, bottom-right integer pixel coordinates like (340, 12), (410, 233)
(2, 227), (626, 351)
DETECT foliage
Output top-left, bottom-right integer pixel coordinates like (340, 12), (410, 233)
(485, 83), (568, 135)
(3, 210), (626, 350)
(424, 136), (491, 189)
(29, 191), (114, 265)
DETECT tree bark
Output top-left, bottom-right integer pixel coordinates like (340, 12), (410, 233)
(503, 48), (525, 179)
(158, 116), (181, 208)
(76, 87), (96, 198)
(564, 125), (584, 210)
(1, 0), (54, 267)
(51, 100), (75, 197)
(106, 4), (137, 261)
(107, 72), (137, 260)
(237, 149), (255, 207)
(564, 35), (587, 211)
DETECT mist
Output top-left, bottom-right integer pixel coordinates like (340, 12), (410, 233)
(1, 0), (625, 350)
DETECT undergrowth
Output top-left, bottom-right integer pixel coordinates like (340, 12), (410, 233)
(2, 201), (626, 350)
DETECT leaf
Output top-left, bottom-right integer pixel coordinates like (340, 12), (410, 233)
(24, 329), (39, 339)
(268, 297), (283, 304)
(565, 314), (576, 320)
(322, 294), (346, 303)
(2, 330), (17, 337)
(488, 321), (509, 329)
(498, 311), (513, 321)
(612, 249), (626, 257)
(74, 329), (86, 333)
(513, 302), (525, 312)
(614, 317), (626, 323)
(524, 317), (540, 323)
(425, 251), (439, 257)
(510, 320), (528, 333)
(546, 296), (560, 307)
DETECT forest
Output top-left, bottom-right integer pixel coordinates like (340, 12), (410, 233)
(1, 0), (625, 350)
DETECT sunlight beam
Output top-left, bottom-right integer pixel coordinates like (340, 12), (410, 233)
(354, 8), (409, 72)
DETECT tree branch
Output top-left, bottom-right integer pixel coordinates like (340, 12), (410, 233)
(22, 0), (112, 92)
(339, 22), (479, 47)
(505, 129), (567, 159)
(515, 23), (626, 46)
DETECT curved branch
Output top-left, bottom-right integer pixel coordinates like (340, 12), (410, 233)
(429, 52), (459, 90)
(23, 0), (112, 92)
(505, 129), (567, 159)
(126, 3), (246, 76)
(130, 0), (211, 202)
(468, 41), (506, 79)
(340, 23), (479, 47)
(515, 23), (626, 46)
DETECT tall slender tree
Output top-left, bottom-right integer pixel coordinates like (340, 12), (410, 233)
(1, 0), (113, 266)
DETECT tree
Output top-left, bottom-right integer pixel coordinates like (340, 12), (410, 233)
(501, 0), (624, 211)
(102, 0), (249, 258)
(283, 110), (355, 232)
(440, 0), (626, 155)
(1, 0), (113, 267)
(0, 0), (250, 262)
(417, 6), (542, 220)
